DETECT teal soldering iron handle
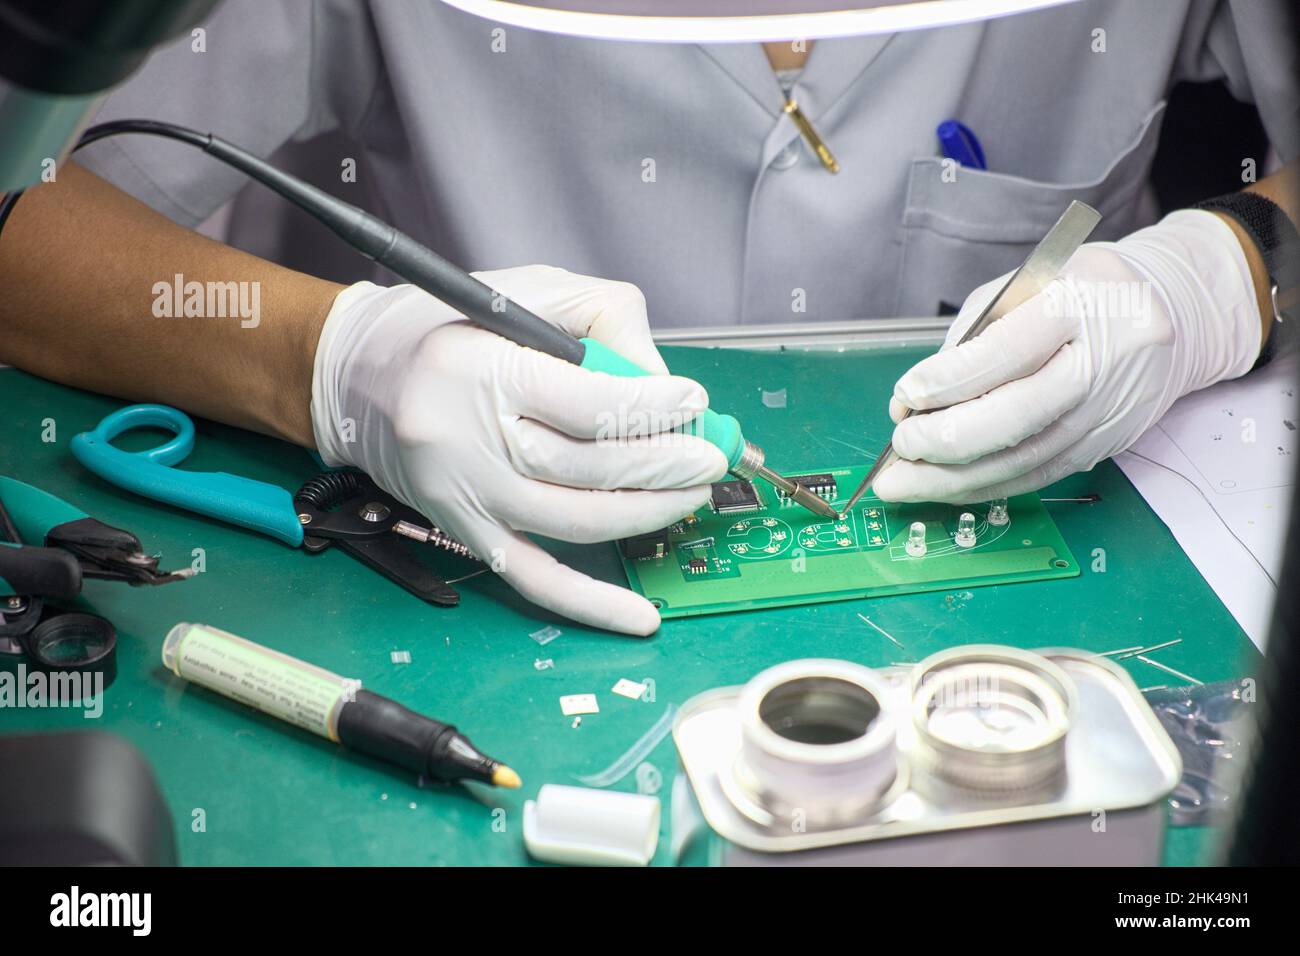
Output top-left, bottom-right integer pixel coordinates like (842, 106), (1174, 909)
(578, 338), (759, 476)
(69, 404), (304, 547)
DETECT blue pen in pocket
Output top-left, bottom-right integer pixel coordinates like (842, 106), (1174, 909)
(936, 119), (987, 171)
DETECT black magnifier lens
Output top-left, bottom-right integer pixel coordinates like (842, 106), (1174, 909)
(25, 613), (117, 690)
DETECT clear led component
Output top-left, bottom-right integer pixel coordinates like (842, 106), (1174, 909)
(987, 497), (1009, 526)
(906, 521), (927, 557)
(955, 512), (976, 548)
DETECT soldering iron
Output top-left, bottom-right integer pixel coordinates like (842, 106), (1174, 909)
(0, 118), (837, 521)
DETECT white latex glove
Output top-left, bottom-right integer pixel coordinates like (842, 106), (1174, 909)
(874, 210), (1263, 503)
(311, 265), (728, 635)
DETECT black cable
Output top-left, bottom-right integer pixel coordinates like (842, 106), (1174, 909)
(75, 118), (211, 151)
(0, 191), (20, 234)
(0, 119), (585, 363)
(0, 120), (208, 234)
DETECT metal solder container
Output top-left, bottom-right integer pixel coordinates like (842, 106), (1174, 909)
(671, 646), (1181, 866)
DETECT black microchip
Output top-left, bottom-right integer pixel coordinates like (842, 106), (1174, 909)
(710, 480), (761, 513)
(687, 558), (708, 574)
(783, 473), (837, 498)
(619, 527), (669, 560)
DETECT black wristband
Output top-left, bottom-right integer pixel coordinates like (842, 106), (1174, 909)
(1193, 191), (1300, 369)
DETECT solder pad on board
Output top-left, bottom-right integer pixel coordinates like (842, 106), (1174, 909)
(620, 464), (1079, 618)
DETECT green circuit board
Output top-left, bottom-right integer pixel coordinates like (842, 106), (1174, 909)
(620, 464), (1079, 618)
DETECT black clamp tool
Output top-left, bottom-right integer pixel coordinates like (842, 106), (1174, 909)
(0, 476), (191, 690)
(293, 472), (477, 607)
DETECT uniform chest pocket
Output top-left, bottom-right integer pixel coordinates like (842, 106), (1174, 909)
(893, 101), (1167, 318)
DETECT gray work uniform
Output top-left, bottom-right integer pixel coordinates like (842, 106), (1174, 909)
(79, 0), (1299, 328)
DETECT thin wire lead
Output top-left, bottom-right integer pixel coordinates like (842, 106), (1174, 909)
(1136, 655), (1202, 686)
(856, 613), (906, 652)
(1117, 638), (1182, 660)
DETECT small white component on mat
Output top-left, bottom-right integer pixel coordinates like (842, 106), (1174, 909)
(635, 762), (663, 796)
(560, 693), (599, 716)
(529, 625), (562, 646)
(390, 650), (412, 664)
(523, 784), (661, 866)
(611, 678), (647, 700)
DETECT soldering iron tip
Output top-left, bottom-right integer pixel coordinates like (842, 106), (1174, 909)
(492, 765), (522, 789)
(795, 487), (840, 521)
(818, 500), (840, 520)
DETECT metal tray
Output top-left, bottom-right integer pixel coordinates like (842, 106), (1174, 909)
(672, 648), (1182, 854)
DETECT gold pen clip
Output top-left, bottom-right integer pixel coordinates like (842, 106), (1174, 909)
(783, 99), (840, 174)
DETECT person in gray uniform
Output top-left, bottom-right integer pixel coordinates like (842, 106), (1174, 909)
(1, 0), (1296, 633)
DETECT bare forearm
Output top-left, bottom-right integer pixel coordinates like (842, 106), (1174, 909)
(0, 162), (343, 446)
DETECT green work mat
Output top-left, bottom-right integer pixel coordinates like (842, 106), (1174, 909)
(0, 346), (1262, 867)
(623, 471), (1077, 617)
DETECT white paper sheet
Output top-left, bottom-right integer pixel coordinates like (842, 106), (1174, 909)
(1116, 353), (1297, 650)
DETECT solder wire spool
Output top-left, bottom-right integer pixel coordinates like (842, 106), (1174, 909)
(910, 646), (1076, 794)
(731, 659), (899, 828)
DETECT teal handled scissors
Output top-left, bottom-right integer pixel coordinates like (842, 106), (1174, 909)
(70, 404), (477, 606)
